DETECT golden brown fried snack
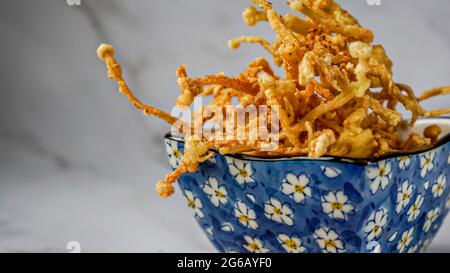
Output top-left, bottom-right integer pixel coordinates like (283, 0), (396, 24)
(97, 44), (189, 134)
(229, 37), (283, 66)
(98, 0), (449, 198)
(423, 125), (442, 143)
(253, 0), (306, 80)
(419, 86), (450, 101)
(176, 65), (260, 107)
(289, 0), (374, 43)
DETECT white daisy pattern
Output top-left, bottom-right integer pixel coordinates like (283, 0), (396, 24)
(423, 207), (441, 232)
(220, 223), (234, 233)
(321, 166), (342, 178)
(225, 157), (255, 187)
(184, 190), (204, 219)
(314, 227), (345, 253)
(277, 234), (306, 253)
(364, 208), (389, 241)
(388, 231), (398, 242)
(396, 180), (413, 214)
(368, 241), (381, 253)
(281, 173), (312, 204)
(397, 227), (414, 253)
(406, 195), (424, 222)
(246, 193), (256, 204)
(321, 191), (354, 220)
(165, 139), (182, 169)
(432, 175), (446, 198)
(202, 177), (228, 207)
(233, 200), (259, 230)
(264, 197), (294, 226)
(398, 156), (411, 170)
(243, 235), (269, 253)
(366, 160), (392, 194)
(420, 151), (435, 178)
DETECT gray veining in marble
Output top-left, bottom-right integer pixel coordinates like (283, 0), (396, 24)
(0, 0), (449, 252)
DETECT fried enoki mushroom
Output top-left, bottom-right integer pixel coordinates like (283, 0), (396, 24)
(419, 86), (450, 102)
(289, 0), (374, 43)
(176, 65), (260, 107)
(96, 44), (190, 134)
(98, 0), (449, 198)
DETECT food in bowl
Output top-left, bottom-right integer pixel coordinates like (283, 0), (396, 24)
(96, 0), (450, 252)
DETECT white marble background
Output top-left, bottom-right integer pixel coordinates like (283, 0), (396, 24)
(0, 0), (448, 252)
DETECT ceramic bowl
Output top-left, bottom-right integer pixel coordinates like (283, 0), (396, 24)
(164, 118), (450, 253)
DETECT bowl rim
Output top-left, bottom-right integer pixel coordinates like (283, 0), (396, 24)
(165, 117), (450, 166)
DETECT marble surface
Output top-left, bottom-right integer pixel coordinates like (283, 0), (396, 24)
(0, 0), (448, 252)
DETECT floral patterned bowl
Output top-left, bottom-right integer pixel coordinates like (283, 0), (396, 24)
(164, 118), (450, 253)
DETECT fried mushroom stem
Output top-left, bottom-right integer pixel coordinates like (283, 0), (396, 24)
(97, 0), (450, 199)
(97, 44), (190, 134)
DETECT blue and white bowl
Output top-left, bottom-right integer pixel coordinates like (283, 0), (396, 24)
(164, 118), (450, 253)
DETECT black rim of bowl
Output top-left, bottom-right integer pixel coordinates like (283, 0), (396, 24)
(164, 117), (450, 166)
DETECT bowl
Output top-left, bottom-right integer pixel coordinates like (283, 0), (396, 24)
(164, 118), (450, 253)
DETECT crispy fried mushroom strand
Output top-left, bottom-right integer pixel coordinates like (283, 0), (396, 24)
(97, 0), (449, 198)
